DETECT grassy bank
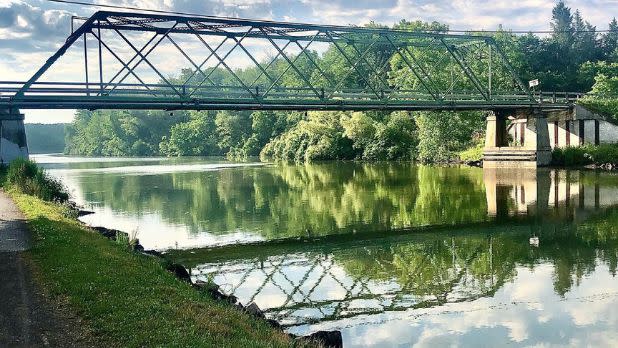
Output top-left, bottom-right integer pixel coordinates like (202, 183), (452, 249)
(2, 161), (304, 347)
(552, 144), (618, 167)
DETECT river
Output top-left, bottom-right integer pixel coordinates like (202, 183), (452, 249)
(34, 154), (618, 347)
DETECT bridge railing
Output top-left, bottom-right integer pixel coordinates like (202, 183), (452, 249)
(0, 80), (582, 110)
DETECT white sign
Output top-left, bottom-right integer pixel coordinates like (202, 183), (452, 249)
(529, 79), (540, 87)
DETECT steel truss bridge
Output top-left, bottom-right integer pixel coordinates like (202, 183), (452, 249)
(0, 11), (579, 111)
(190, 237), (502, 328)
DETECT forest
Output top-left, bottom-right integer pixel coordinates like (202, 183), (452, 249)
(64, 1), (618, 162)
(25, 123), (65, 154)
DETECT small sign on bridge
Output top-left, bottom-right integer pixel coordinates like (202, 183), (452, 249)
(529, 79), (540, 88)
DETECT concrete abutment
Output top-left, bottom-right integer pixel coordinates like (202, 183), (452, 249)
(0, 109), (29, 165)
(483, 109), (551, 167)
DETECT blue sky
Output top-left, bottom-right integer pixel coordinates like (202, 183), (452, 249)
(1, 0), (617, 123)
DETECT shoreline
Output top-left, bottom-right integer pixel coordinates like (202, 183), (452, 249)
(7, 190), (339, 347)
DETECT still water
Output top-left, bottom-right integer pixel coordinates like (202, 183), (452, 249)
(35, 154), (618, 347)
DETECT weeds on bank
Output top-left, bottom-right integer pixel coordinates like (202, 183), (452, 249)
(4, 158), (68, 202)
(552, 144), (618, 166)
(459, 142), (484, 162)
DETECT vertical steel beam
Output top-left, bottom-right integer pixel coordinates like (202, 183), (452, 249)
(97, 21), (104, 95)
(488, 44), (492, 100)
(83, 33), (90, 96)
(14, 12), (99, 98)
(89, 31), (157, 96)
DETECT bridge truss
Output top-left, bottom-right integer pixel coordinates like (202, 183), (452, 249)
(191, 238), (501, 328)
(0, 11), (577, 111)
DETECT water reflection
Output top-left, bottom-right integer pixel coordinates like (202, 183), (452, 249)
(36, 155), (618, 346)
(42, 155), (618, 251)
(174, 206), (618, 346)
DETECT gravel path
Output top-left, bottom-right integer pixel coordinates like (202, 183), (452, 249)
(0, 190), (97, 347)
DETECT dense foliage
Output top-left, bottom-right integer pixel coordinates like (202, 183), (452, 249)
(552, 144), (618, 166)
(64, 1), (618, 163)
(579, 62), (618, 120)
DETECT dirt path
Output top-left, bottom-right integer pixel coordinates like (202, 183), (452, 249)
(0, 190), (97, 347)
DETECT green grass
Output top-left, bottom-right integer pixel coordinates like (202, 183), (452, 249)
(458, 142), (484, 162)
(552, 144), (618, 167)
(12, 193), (306, 348)
(5, 158), (68, 202)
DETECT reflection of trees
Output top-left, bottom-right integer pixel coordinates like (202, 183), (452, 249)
(77, 163), (488, 239)
(187, 209), (618, 327)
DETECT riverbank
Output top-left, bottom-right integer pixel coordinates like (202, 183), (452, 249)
(0, 162), (312, 347)
(457, 143), (618, 169)
(0, 189), (99, 347)
(9, 192), (307, 347)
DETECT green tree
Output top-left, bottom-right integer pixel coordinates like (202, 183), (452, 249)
(160, 111), (220, 156)
(602, 18), (618, 60)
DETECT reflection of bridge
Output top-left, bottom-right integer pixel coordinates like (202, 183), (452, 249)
(192, 238), (502, 327)
(174, 168), (618, 328)
(0, 11), (581, 163)
(483, 168), (618, 217)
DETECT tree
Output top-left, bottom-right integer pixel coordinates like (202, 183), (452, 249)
(602, 18), (618, 60)
(415, 111), (485, 163)
(159, 111), (219, 156)
(551, 1), (574, 48)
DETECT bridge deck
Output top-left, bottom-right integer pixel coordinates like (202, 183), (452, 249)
(0, 82), (578, 110)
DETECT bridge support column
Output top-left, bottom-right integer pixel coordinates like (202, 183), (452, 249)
(483, 109), (551, 167)
(522, 113), (551, 166)
(0, 109), (29, 166)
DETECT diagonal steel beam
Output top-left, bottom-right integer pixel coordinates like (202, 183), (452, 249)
(185, 22), (256, 100)
(347, 37), (392, 90)
(231, 37), (279, 87)
(488, 39), (534, 102)
(109, 22), (182, 97)
(181, 37), (229, 87)
(165, 35), (217, 92)
(324, 32), (384, 99)
(440, 37), (490, 101)
(14, 12), (102, 98)
(89, 30), (157, 97)
(259, 29), (322, 99)
(103, 32), (159, 90)
(384, 36), (440, 101)
(248, 40), (292, 88)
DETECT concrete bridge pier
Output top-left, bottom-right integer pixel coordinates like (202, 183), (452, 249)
(0, 109), (29, 166)
(483, 109), (551, 167)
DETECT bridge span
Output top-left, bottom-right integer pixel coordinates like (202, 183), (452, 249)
(0, 11), (585, 165)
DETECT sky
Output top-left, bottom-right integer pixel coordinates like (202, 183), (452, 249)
(1, 0), (618, 123)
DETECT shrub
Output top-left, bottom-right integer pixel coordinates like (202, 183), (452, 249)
(5, 158), (68, 202)
(459, 142), (484, 162)
(589, 144), (618, 164)
(0, 165), (6, 188)
(552, 144), (618, 166)
(562, 146), (591, 166)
